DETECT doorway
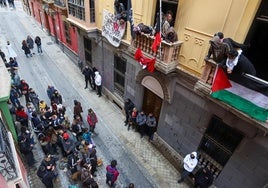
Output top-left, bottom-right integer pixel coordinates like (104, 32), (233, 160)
(198, 116), (243, 178)
(244, 0), (268, 81)
(142, 87), (163, 121)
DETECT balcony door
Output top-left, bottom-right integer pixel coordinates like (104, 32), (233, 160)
(245, 0), (268, 81)
(142, 87), (162, 122)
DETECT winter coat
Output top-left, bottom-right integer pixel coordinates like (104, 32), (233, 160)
(183, 152), (198, 172)
(207, 36), (229, 63)
(87, 112), (98, 127)
(27, 37), (34, 49)
(106, 165), (119, 183)
(35, 36), (42, 46)
(94, 71), (102, 86)
(7, 43), (17, 58)
(22, 43), (31, 55)
(136, 113), (147, 126)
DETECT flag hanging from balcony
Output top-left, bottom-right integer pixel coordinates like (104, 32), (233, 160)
(134, 48), (156, 73)
(127, 0), (135, 39)
(211, 66), (232, 92)
(151, 12), (162, 53)
(211, 67), (268, 122)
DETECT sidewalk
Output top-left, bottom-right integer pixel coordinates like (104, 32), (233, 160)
(0, 2), (190, 188)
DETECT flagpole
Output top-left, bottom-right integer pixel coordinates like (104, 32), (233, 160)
(159, 0), (162, 62)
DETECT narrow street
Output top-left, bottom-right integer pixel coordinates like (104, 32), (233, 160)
(0, 2), (188, 188)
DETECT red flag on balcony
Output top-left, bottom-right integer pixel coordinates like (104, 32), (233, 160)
(211, 66), (232, 92)
(134, 48), (156, 72)
(151, 32), (161, 53)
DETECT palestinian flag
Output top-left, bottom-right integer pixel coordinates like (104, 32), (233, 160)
(211, 78), (268, 122)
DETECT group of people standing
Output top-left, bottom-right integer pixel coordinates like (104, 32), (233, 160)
(82, 65), (102, 97)
(124, 98), (157, 141)
(206, 32), (255, 80)
(21, 35), (43, 57)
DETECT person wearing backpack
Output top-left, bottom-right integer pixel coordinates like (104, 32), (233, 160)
(106, 160), (119, 187)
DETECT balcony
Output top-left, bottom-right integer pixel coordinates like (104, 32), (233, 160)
(131, 33), (183, 74)
(54, 0), (67, 9)
(195, 58), (268, 131)
(0, 120), (18, 181)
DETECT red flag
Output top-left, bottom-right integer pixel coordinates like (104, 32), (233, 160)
(134, 48), (155, 72)
(151, 32), (161, 53)
(134, 48), (143, 60)
(211, 66), (232, 92)
(145, 58), (156, 72)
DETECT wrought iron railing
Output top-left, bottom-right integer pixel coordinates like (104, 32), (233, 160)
(0, 119), (18, 181)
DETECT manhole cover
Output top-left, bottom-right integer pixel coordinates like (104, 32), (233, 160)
(47, 42), (53, 45)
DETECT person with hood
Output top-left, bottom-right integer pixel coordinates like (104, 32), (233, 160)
(206, 35), (230, 63)
(94, 71), (102, 97)
(35, 36), (43, 54)
(178, 151), (198, 183)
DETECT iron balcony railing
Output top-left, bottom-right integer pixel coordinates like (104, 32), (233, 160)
(0, 119), (18, 181)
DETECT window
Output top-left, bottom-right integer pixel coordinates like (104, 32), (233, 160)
(114, 55), (126, 97)
(90, 0), (95, 23)
(84, 37), (92, 66)
(198, 116), (243, 178)
(154, 0), (178, 27)
(68, 0), (85, 20)
(64, 22), (72, 45)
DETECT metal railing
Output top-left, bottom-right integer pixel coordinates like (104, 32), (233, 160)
(0, 119), (18, 181)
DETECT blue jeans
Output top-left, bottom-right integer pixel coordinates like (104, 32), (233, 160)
(37, 45), (43, 53)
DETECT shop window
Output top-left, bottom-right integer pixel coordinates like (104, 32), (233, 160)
(64, 22), (72, 45)
(114, 55), (126, 97)
(84, 38), (92, 66)
(198, 116), (243, 178)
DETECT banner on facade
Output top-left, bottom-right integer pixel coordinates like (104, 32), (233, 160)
(102, 9), (126, 47)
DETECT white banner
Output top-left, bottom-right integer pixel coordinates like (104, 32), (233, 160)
(102, 9), (126, 47)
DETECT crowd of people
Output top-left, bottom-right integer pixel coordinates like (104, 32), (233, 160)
(1, 39), (124, 188)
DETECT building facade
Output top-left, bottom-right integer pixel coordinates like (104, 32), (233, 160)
(0, 60), (30, 188)
(24, 0), (268, 187)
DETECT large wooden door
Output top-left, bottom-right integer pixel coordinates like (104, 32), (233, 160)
(142, 87), (163, 121)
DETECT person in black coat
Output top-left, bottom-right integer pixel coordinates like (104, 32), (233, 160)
(193, 168), (214, 188)
(37, 165), (55, 188)
(124, 98), (134, 126)
(82, 66), (93, 89)
(222, 49), (256, 76)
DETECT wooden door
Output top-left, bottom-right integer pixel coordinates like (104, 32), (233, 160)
(142, 87), (163, 122)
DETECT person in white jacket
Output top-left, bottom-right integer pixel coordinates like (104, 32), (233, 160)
(6, 41), (17, 59)
(94, 71), (102, 97)
(178, 151), (198, 183)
